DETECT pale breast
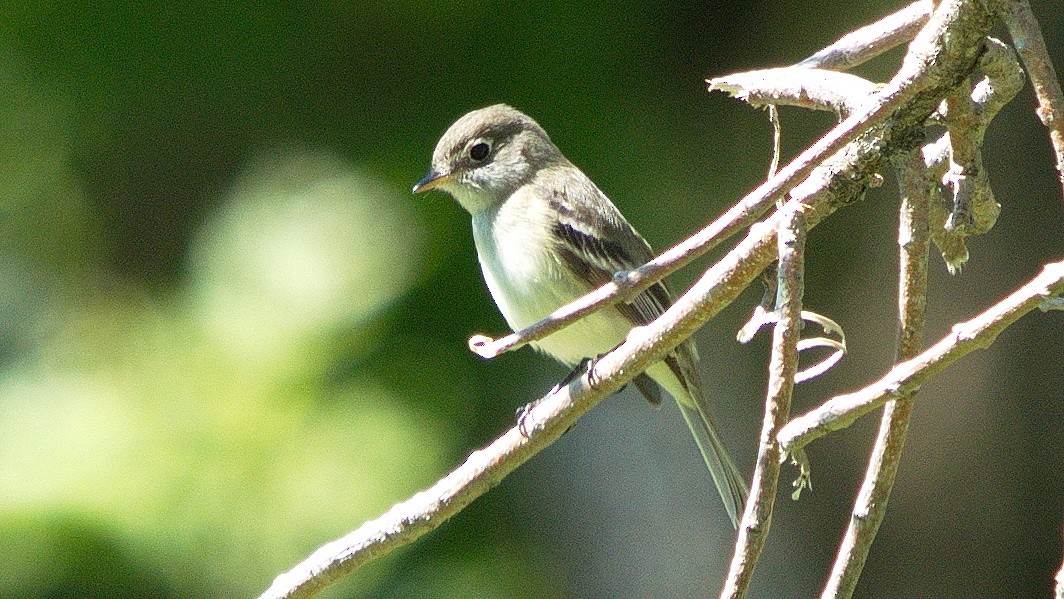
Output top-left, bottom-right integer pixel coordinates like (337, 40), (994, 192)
(470, 194), (632, 366)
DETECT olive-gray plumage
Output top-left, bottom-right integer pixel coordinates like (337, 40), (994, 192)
(414, 104), (748, 527)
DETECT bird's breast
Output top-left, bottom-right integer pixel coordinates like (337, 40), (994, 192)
(471, 206), (562, 330)
(470, 203), (630, 365)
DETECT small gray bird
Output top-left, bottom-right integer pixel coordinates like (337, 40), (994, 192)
(413, 104), (748, 527)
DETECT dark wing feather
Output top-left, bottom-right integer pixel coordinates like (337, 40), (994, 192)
(552, 220), (674, 324)
(632, 373), (665, 406)
(545, 174), (700, 405)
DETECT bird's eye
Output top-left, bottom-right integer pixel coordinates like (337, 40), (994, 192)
(469, 141), (491, 162)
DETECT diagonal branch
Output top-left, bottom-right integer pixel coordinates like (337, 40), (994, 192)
(778, 259), (1064, 455)
(797, 0), (932, 70)
(258, 122), (908, 599)
(1003, 0), (1064, 199)
(470, 0), (987, 362)
(258, 375), (599, 599)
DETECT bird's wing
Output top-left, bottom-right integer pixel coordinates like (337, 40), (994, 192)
(543, 173), (672, 328)
(544, 176), (703, 400)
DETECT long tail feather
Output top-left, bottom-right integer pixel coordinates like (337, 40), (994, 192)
(676, 401), (749, 528)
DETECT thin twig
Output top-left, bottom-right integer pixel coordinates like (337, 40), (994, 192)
(768, 105), (782, 178)
(820, 149), (931, 599)
(737, 308), (846, 383)
(1003, 0), (1064, 198)
(798, 0), (933, 71)
(720, 205), (806, 599)
(778, 259), (1064, 454)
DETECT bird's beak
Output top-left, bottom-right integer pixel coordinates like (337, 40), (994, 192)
(412, 170), (452, 194)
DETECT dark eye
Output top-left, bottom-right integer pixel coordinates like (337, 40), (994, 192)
(469, 141), (491, 162)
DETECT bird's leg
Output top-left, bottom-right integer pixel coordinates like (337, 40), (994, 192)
(515, 402), (538, 437)
(560, 356), (595, 390)
(517, 356), (596, 437)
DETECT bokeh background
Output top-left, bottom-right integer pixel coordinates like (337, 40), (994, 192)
(1, 2), (1062, 598)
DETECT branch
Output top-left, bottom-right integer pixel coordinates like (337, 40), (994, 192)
(797, 0), (932, 70)
(820, 148), (931, 599)
(720, 205), (806, 599)
(259, 123), (912, 599)
(731, 15), (1024, 599)
(258, 373), (607, 599)
(709, 68), (878, 116)
(1003, 0), (1064, 199)
(259, 144), (870, 599)
(778, 259), (1064, 454)
(923, 37), (1024, 272)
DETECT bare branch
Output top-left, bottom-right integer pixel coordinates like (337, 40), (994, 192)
(720, 205), (806, 599)
(1003, 0), (1064, 199)
(260, 113), (922, 599)
(820, 148), (931, 599)
(778, 259), (1064, 454)
(259, 373), (608, 599)
(259, 1), (1005, 596)
(923, 37), (1024, 272)
(797, 0), (932, 71)
(708, 68), (878, 116)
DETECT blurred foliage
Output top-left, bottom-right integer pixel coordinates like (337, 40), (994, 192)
(0, 1), (1061, 598)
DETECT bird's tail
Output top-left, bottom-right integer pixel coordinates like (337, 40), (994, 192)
(676, 400), (749, 529)
(643, 354), (748, 528)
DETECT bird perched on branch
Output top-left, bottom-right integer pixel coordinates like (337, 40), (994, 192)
(414, 104), (748, 527)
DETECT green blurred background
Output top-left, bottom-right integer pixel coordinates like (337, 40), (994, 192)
(0, 1), (1061, 597)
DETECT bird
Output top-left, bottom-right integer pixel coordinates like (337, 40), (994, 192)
(413, 104), (748, 527)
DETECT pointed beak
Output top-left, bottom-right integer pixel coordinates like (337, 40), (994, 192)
(412, 170), (452, 194)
